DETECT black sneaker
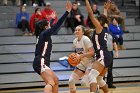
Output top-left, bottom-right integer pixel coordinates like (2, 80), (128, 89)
(108, 84), (116, 88)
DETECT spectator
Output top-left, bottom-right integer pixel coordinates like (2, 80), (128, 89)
(16, 6), (32, 36)
(87, 3), (100, 28)
(107, 2), (129, 33)
(30, 8), (44, 34)
(42, 2), (58, 26)
(65, 2), (84, 33)
(109, 17), (126, 50)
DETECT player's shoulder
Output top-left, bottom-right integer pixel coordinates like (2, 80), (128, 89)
(82, 35), (90, 41)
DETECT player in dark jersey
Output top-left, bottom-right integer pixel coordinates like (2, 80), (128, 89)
(32, 2), (72, 93)
(85, 0), (111, 93)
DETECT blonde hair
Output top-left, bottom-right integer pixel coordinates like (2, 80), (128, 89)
(77, 25), (93, 40)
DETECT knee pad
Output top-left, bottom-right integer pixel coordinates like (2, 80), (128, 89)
(97, 76), (106, 87)
(69, 72), (80, 91)
(88, 69), (100, 84)
(81, 75), (90, 87)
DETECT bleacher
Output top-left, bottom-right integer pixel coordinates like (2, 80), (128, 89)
(0, 0), (140, 89)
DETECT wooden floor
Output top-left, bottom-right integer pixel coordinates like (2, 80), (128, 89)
(0, 82), (140, 93)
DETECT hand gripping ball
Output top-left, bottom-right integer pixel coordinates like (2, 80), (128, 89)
(68, 53), (81, 66)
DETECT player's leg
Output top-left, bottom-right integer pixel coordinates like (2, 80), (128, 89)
(97, 68), (110, 93)
(69, 67), (85, 93)
(88, 61), (104, 93)
(40, 65), (58, 93)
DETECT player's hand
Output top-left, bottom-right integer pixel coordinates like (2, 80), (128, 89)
(104, 2), (111, 10)
(115, 52), (119, 58)
(66, 1), (72, 12)
(51, 12), (57, 19)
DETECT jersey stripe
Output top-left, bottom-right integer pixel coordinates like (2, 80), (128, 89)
(42, 42), (48, 56)
(95, 35), (100, 50)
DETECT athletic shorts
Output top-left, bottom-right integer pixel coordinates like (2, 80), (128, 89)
(76, 61), (93, 73)
(96, 50), (112, 68)
(33, 56), (50, 75)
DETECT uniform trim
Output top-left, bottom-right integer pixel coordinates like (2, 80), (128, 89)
(95, 35), (100, 50)
(42, 42), (48, 56)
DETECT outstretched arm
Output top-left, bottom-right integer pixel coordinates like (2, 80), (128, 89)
(104, 1), (111, 16)
(85, 0), (102, 34)
(47, 1), (72, 35)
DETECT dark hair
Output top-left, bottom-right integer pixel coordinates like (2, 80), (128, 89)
(35, 19), (49, 38)
(111, 17), (120, 24)
(97, 14), (108, 26)
(35, 8), (40, 13)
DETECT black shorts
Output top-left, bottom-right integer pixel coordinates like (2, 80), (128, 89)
(33, 56), (50, 75)
(96, 50), (113, 68)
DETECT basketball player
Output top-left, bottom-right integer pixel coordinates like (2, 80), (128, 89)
(68, 25), (95, 93)
(32, 2), (72, 93)
(85, 0), (112, 93)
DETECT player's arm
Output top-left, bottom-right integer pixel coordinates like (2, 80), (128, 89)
(85, 0), (102, 34)
(113, 42), (118, 58)
(49, 1), (72, 34)
(80, 47), (94, 59)
(80, 37), (94, 59)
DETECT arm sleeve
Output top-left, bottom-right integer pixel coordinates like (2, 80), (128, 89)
(44, 11), (69, 35)
(78, 9), (84, 18)
(50, 18), (55, 27)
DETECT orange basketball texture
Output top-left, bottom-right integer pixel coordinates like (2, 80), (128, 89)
(68, 53), (81, 66)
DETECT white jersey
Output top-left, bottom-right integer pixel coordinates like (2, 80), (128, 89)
(73, 35), (94, 67)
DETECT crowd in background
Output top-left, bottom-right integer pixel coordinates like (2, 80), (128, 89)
(14, 0), (126, 49)
(0, 0), (126, 50)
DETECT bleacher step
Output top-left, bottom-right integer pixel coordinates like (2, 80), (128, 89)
(0, 49), (140, 64)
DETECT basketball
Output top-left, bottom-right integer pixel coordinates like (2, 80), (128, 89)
(68, 53), (81, 66)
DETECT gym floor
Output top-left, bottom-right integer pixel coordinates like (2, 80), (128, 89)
(0, 82), (140, 93)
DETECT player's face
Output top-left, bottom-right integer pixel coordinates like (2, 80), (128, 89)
(112, 18), (118, 25)
(74, 26), (83, 38)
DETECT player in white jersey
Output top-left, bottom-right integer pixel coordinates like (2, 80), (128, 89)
(69, 25), (94, 93)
